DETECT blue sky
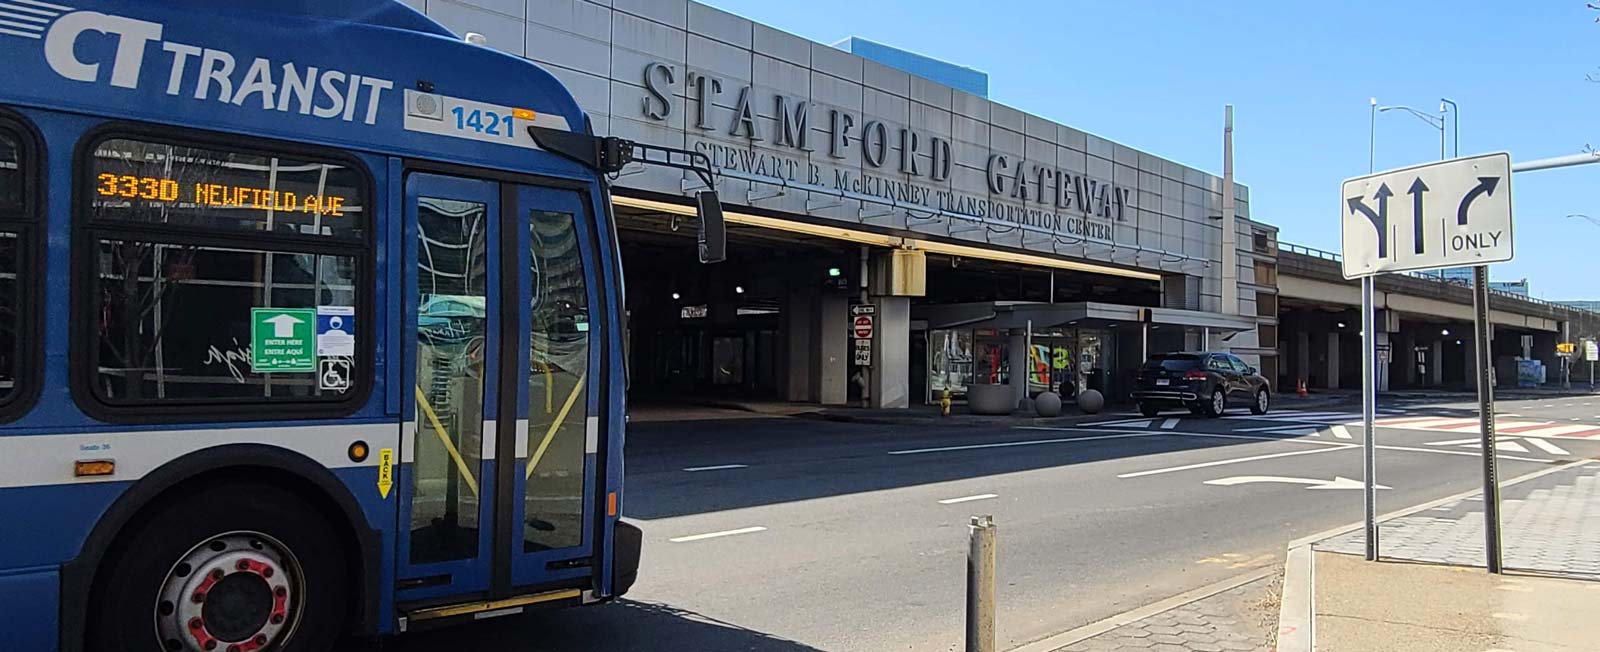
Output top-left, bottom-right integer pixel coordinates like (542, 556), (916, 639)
(705, 0), (1599, 301)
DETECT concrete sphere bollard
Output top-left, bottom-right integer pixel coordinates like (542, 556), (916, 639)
(1076, 389), (1105, 414)
(1034, 391), (1063, 417)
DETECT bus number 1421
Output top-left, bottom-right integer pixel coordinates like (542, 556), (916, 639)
(451, 106), (515, 139)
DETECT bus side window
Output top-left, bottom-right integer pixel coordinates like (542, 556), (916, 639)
(74, 133), (371, 416)
(0, 124), (30, 417)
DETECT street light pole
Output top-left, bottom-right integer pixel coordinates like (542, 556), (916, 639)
(1441, 98), (1459, 158)
(1368, 97), (1377, 174)
(1379, 105), (1445, 162)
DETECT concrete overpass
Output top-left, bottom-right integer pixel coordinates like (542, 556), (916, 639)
(1272, 244), (1600, 392)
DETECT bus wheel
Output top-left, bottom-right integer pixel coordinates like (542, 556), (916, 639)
(87, 481), (348, 652)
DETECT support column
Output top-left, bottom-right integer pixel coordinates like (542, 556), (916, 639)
(818, 294), (848, 405)
(1400, 328), (1417, 387)
(1433, 340), (1445, 386)
(870, 297), (911, 409)
(1375, 331), (1391, 391)
(782, 289), (816, 402)
(1296, 330), (1311, 388)
(1326, 332), (1341, 390)
(1008, 329), (1029, 409)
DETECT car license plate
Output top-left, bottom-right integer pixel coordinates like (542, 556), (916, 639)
(1156, 378), (1170, 386)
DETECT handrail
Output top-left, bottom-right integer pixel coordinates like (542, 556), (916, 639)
(1279, 242), (1598, 317)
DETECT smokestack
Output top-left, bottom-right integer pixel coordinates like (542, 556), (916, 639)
(1221, 105), (1239, 316)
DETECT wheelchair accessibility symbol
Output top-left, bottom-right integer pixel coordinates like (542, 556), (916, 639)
(320, 358), (352, 392)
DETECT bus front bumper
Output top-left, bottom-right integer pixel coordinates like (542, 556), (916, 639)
(613, 520), (642, 597)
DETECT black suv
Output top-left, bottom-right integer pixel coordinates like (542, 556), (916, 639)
(1132, 352), (1270, 418)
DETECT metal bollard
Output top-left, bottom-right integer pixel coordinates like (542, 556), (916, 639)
(966, 515), (996, 652)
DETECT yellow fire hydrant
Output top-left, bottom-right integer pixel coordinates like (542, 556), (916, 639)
(940, 389), (952, 417)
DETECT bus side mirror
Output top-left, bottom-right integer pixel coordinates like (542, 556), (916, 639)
(696, 190), (726, 264)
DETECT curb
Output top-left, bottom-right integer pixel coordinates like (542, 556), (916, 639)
(1007, 565), (1279, 652)
(1271, 458), (1600, 652)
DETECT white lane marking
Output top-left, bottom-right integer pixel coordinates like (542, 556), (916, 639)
(1203, 475), (1387, 490)
(683, 464), (748, 472)
(1160, 418), (1181, 430)
(1525, 438), (1571, 456)
(1239, 424), (1314, 432)
(1424, 436), (1483, 447)
(1330, 425), (1354, 440)
(888, 432), (1161, 455)
(1117, 445), (1356, 479)
(1496, 440), (1530, 453)
(1374, 443), (1552, 464)
(1088, 418), (1155, 428)
(668, 526), (767, 543)
(938, 493), (999, 505)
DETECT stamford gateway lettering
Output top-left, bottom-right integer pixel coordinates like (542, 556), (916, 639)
(642, 60), (1133, 240)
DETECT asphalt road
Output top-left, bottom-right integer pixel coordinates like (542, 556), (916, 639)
(379, 393), (1600, 652)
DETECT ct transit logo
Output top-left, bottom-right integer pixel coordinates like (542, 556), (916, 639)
(7, 2), (395, 124)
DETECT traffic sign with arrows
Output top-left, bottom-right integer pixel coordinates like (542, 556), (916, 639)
(1341, 152), (1513, 279)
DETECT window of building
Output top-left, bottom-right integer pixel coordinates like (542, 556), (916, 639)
(0, 125), (32, 414)
(1254, 261), (1277, 286)
(79, 134), (369, 412)
(1252, 230), (1273, 254)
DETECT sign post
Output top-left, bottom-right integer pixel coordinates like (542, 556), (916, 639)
(1585, 341), (1597, 389)
(1341, 152), (1513, 570)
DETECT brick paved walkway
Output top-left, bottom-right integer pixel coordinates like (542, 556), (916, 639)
(1050, 576), (1278, 652)
(1316, 462), (1600, 576)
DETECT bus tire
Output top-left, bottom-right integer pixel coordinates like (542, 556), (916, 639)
(86, 481), (348, 652)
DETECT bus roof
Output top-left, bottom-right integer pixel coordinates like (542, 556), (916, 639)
(0, 0), (592, 177)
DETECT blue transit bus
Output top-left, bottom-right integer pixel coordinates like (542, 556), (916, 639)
(0, 1), (724, 650)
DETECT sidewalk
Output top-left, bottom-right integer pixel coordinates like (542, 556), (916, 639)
(1277, 460), (1600, 651)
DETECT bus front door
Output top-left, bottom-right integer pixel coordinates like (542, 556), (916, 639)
(398, 174), (599, 606)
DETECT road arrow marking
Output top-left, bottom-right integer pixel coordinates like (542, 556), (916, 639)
(938, 493), (999, 505)
(1203, 475), (1389, 490)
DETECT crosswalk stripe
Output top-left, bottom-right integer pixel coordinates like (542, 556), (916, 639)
(1330, 426), (1354, 440)
(1160, 418), (1180, 430)
(1526, 438), (1571, 456)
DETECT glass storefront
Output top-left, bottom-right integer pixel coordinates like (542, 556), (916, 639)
(925, 326), (1116, 403)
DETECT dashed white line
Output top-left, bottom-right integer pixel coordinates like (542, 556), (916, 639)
(682, 464), (748, 472)
(1160, 418), (1181, 430)
(938, 493), (999, 505)
(668, 526), (767, 543)
(1330, 425), (1354, 440)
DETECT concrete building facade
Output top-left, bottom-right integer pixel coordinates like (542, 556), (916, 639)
(401, 0), (1275, 408)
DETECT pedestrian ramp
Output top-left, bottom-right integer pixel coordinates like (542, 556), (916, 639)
(1370, 416), (1600, 440)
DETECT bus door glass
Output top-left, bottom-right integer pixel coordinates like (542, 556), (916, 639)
(510, 185), (598, 588)
(398, 173), (502, 599)
(397, 174), (600, 601)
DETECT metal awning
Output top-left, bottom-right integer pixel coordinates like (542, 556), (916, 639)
(913, 301), (1259, 334)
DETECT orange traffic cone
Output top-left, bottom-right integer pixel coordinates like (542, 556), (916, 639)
(1297, 378), (1308, 398)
